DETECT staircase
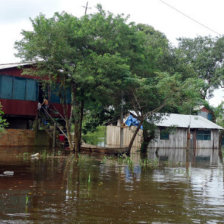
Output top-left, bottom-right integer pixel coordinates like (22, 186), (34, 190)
(38, 106), (68, 148)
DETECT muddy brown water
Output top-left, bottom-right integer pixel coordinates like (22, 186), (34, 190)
(0, 147), (223, 223)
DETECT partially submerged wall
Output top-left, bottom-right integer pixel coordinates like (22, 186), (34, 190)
(196, 130), (220, 149)
(0, 129), (50, 146)
(148, 128), (220, 149)
(106, 126), (142, 149)
(148, 129), (187, 149)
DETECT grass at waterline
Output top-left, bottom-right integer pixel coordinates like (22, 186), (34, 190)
(16, 151), (160, 169)
(16, 150), (185, 169)
(101, 155), (160, 169)
(16, 150), (64, 160)
(16, 151), (97, 165)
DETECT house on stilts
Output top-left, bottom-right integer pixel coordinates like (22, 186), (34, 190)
(0, 63), (69, 147)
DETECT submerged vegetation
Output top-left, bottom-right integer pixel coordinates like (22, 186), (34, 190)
(101, 155), (160, 169)
(16, 150), (64, 160)
(16, 149), (191, 170)
(16, 150), (161, 169)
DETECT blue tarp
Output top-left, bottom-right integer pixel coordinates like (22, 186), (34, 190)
(125, 115), (143, 129)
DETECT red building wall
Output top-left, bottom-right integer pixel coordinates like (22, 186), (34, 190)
(0, 65), (70, 118)
(0, 99), (37, 117)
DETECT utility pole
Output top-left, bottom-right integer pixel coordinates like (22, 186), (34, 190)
(82, 2), (90, 15)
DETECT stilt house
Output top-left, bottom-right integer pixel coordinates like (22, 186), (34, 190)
(0, 63), (68, 129)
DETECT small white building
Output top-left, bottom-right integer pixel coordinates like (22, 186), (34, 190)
(148, 113), (223, 150)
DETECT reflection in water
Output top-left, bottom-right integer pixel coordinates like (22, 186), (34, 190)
(150, 147), (221, 166)
(0, 147), (223, 223)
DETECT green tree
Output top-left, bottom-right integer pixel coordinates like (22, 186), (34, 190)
(0, 104), (8, 133)
(15, 7), (204, 154)
(121, 25), (204, 153)
(15, 6), (139, 152)
(177, 36), (224, 99)
(124, 71), (203, 154)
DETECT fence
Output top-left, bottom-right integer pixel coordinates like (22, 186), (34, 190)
(106, 126), (143, 149)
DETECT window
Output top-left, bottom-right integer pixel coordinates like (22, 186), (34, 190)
(13, 77), (26, 100)
(50, 85), (71, 104)
(196, 130), (211, 140)
(0, 75), (13, 99)
(0, 75), (38, 101)
(160, 128), (169, 140)
(26, 79), (37, 101)
(50, 85), (60, 103)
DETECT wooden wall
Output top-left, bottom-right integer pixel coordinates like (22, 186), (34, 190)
(106, 126), (142, 149)
(107, 126), (221, 150)
(148, 129), (187, 149)
(196, 130), (220, 149)
(148, 128), (220, 149)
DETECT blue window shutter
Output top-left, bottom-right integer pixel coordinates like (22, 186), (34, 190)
(26, 79), (37, 101)
(66, 88), (71, 103)
(0, 75), (13, 99)
(13, 77), (26, 100)
(50, 85), (60, 103)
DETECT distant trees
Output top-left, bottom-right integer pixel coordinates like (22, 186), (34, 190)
(177, 36), (224, 99)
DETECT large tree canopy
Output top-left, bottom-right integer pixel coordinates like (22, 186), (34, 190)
(15, 6), (203, 153)
(15, 6), (134, 151)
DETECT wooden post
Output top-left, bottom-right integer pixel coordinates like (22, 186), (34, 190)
(53, 122), (56, 148)
(193, 130), (197, 156)
(120, 119), (124, 147)
(120, 91), (124, 148)
(186, 126), (190, 150)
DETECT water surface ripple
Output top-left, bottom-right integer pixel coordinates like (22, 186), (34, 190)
(0, 147), (223, 223)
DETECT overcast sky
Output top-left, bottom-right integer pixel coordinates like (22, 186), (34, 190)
(0, 0), (223, 106)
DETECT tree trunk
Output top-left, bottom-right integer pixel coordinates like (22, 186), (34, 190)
(219, 130), (224, 158)
(73, 104), (83, 152)
(78, 99), (84, 148)
(72, 84), (83, 153)
(73, 109), (83, 152)
(59, 83), (74, 151)
(65, 117), (74, 150)
(141, 128), (155, 153)
(127, 120), (143, 155)
(74, 120), (80, 152)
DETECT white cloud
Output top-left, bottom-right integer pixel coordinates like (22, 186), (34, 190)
(208, 88), (224, 107)
(0, 0), (60, 23)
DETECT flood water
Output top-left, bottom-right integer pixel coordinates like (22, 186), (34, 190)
(0, 147), (224, 224)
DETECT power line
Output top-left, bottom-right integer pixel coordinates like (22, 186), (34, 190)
(159, 0), (221, 36)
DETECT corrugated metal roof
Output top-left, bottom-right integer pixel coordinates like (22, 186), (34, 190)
(0, 62), (32, 70)
(154, 113), (223, 130)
